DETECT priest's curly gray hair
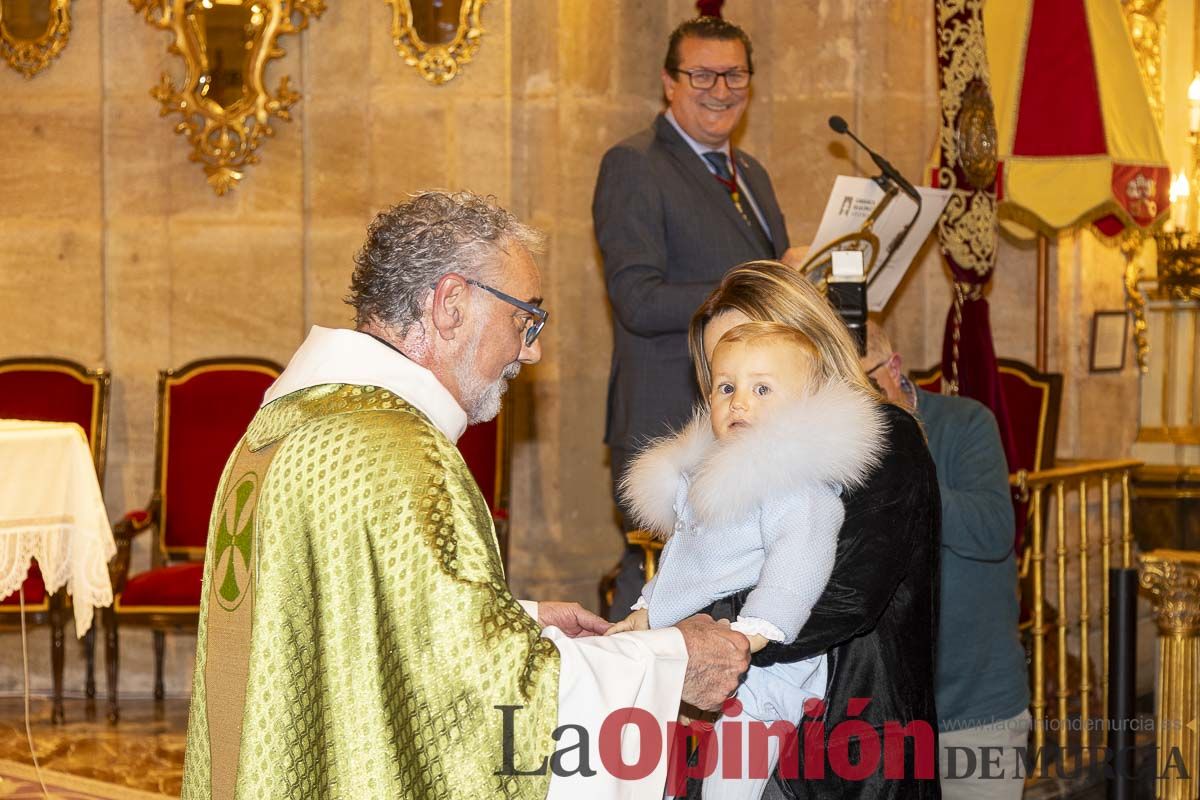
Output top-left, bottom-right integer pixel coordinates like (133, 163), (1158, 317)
(347, 190), (545, 333)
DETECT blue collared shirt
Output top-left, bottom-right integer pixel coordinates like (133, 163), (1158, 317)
(664, 109), (772, 240)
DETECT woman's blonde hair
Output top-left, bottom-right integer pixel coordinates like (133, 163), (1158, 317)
(688, 261), (878, 400)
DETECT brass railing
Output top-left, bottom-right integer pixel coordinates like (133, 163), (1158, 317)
(1012, 458), (1141, 769)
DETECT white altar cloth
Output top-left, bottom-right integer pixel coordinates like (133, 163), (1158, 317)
(0, 419), (115, 637)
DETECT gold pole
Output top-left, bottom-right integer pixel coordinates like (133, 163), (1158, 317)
(1189, 310), (1198, 427)
(1121, 471), (1134, 569)
(1055, 481), (1070, 752)
(1101, 474), (1112, 708)
(1163, 308), (1175, 429)
(1031, 486), (1047, 766)
(1078, 477), (1091, 753)
(1139, 550), (1200, 800)
(1037, 234), (1049, 372)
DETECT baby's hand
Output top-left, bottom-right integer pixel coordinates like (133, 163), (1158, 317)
(604, 608), (650, 636)
(746, 633), (769, 653)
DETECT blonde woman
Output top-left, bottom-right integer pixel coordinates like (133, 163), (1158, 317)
(612, 320), (887, 799)
(682, 261), (941, 800)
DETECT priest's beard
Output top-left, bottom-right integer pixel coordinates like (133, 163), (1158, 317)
(454, 329), (521, 424)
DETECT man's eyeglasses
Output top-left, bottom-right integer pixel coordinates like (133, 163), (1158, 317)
(670, 67), (753, 90)
(465, 279), (548, 347)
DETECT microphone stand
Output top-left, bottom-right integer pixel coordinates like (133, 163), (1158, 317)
(869, 178), (922, 289)
(828, 116), (924, 288)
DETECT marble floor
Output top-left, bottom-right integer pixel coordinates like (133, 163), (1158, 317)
(0, 697), (185, 797)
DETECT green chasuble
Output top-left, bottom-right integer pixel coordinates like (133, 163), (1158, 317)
(181, 384), (560, 799)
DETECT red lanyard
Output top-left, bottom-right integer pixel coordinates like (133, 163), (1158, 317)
(711, 144), (740, 202)
(712, 145), (751, 218)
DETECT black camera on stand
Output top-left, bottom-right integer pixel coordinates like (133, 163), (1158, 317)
(826, 251), (868, 357)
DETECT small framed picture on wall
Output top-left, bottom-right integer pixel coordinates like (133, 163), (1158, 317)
(1090, 311), (1128, 372)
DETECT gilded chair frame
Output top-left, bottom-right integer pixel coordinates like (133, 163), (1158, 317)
(909, 357), (1063, 475)
(996, 358), (1061, 474)
(106, 356), (281, 721)
(157, 358), (283, 564)
(0, 357), (111, 485)
(604, 533), (662, 619)
(0, 356), (111, 722)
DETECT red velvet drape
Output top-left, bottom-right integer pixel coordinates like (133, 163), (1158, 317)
(934, 4), (1023, 549)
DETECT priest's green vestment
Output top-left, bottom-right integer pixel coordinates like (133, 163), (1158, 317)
(181, 384), (559, 799)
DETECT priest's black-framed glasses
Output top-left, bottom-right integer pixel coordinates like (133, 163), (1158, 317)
(465, 279), (548, 347)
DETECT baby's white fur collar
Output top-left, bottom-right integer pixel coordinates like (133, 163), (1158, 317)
(619, 381), (888, 537)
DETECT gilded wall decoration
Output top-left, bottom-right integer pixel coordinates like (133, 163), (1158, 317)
(0, 0), (70, 78)
(130, 0), (324, 195)
(956, 80), (998, 190)
(1117, 0), (1164, 372)
(935, 1), (998, 278)
(385, 0), (486, 85)
(1121, 0), (1197, 374)
(935, 0), (1001, 396)
(1154, 233), (1200, 303)
(1120, 233), (1153, 372)
(1122, 0), (1165, 130)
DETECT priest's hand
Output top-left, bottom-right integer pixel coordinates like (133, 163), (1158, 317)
(538, 601), (612, 638)
(675, 615), (751, 712)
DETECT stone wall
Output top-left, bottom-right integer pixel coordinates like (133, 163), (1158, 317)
(0, 0), (1145, 701)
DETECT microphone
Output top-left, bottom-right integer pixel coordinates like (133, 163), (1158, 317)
(827, 115), (921, 201)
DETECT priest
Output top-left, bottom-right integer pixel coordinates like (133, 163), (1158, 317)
(181, 190), (750, 800)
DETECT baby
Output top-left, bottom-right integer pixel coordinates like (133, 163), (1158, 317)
(610, 321), (886, 799)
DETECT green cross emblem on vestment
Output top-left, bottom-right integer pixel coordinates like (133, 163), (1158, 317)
(213, 474), (257, 611)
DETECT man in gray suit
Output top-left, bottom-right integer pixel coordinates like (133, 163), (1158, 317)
(593, 16), (802, 619)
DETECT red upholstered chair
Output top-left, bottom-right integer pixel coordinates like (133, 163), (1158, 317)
(0, 357), (111, 723)
(455, 411), (512, 567)
(910, 357), (1063, 553)
(105, 357), (280, 721)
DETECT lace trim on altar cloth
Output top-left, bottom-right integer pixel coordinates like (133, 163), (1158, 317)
(0, 525), (116, 637)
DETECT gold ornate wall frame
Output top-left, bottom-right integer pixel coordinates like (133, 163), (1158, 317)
(385, 0), (486, 85)
(131, 0), (324, 195)
(1116, 0), (1165, 372)
(1120, 231), (1153, 371)
(0, 0), (71, 78)
(1122, 0), (1165, 129)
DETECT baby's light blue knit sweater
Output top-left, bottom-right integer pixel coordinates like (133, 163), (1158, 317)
(620, 381), (889, 721)
(642, 472), (842, 641)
